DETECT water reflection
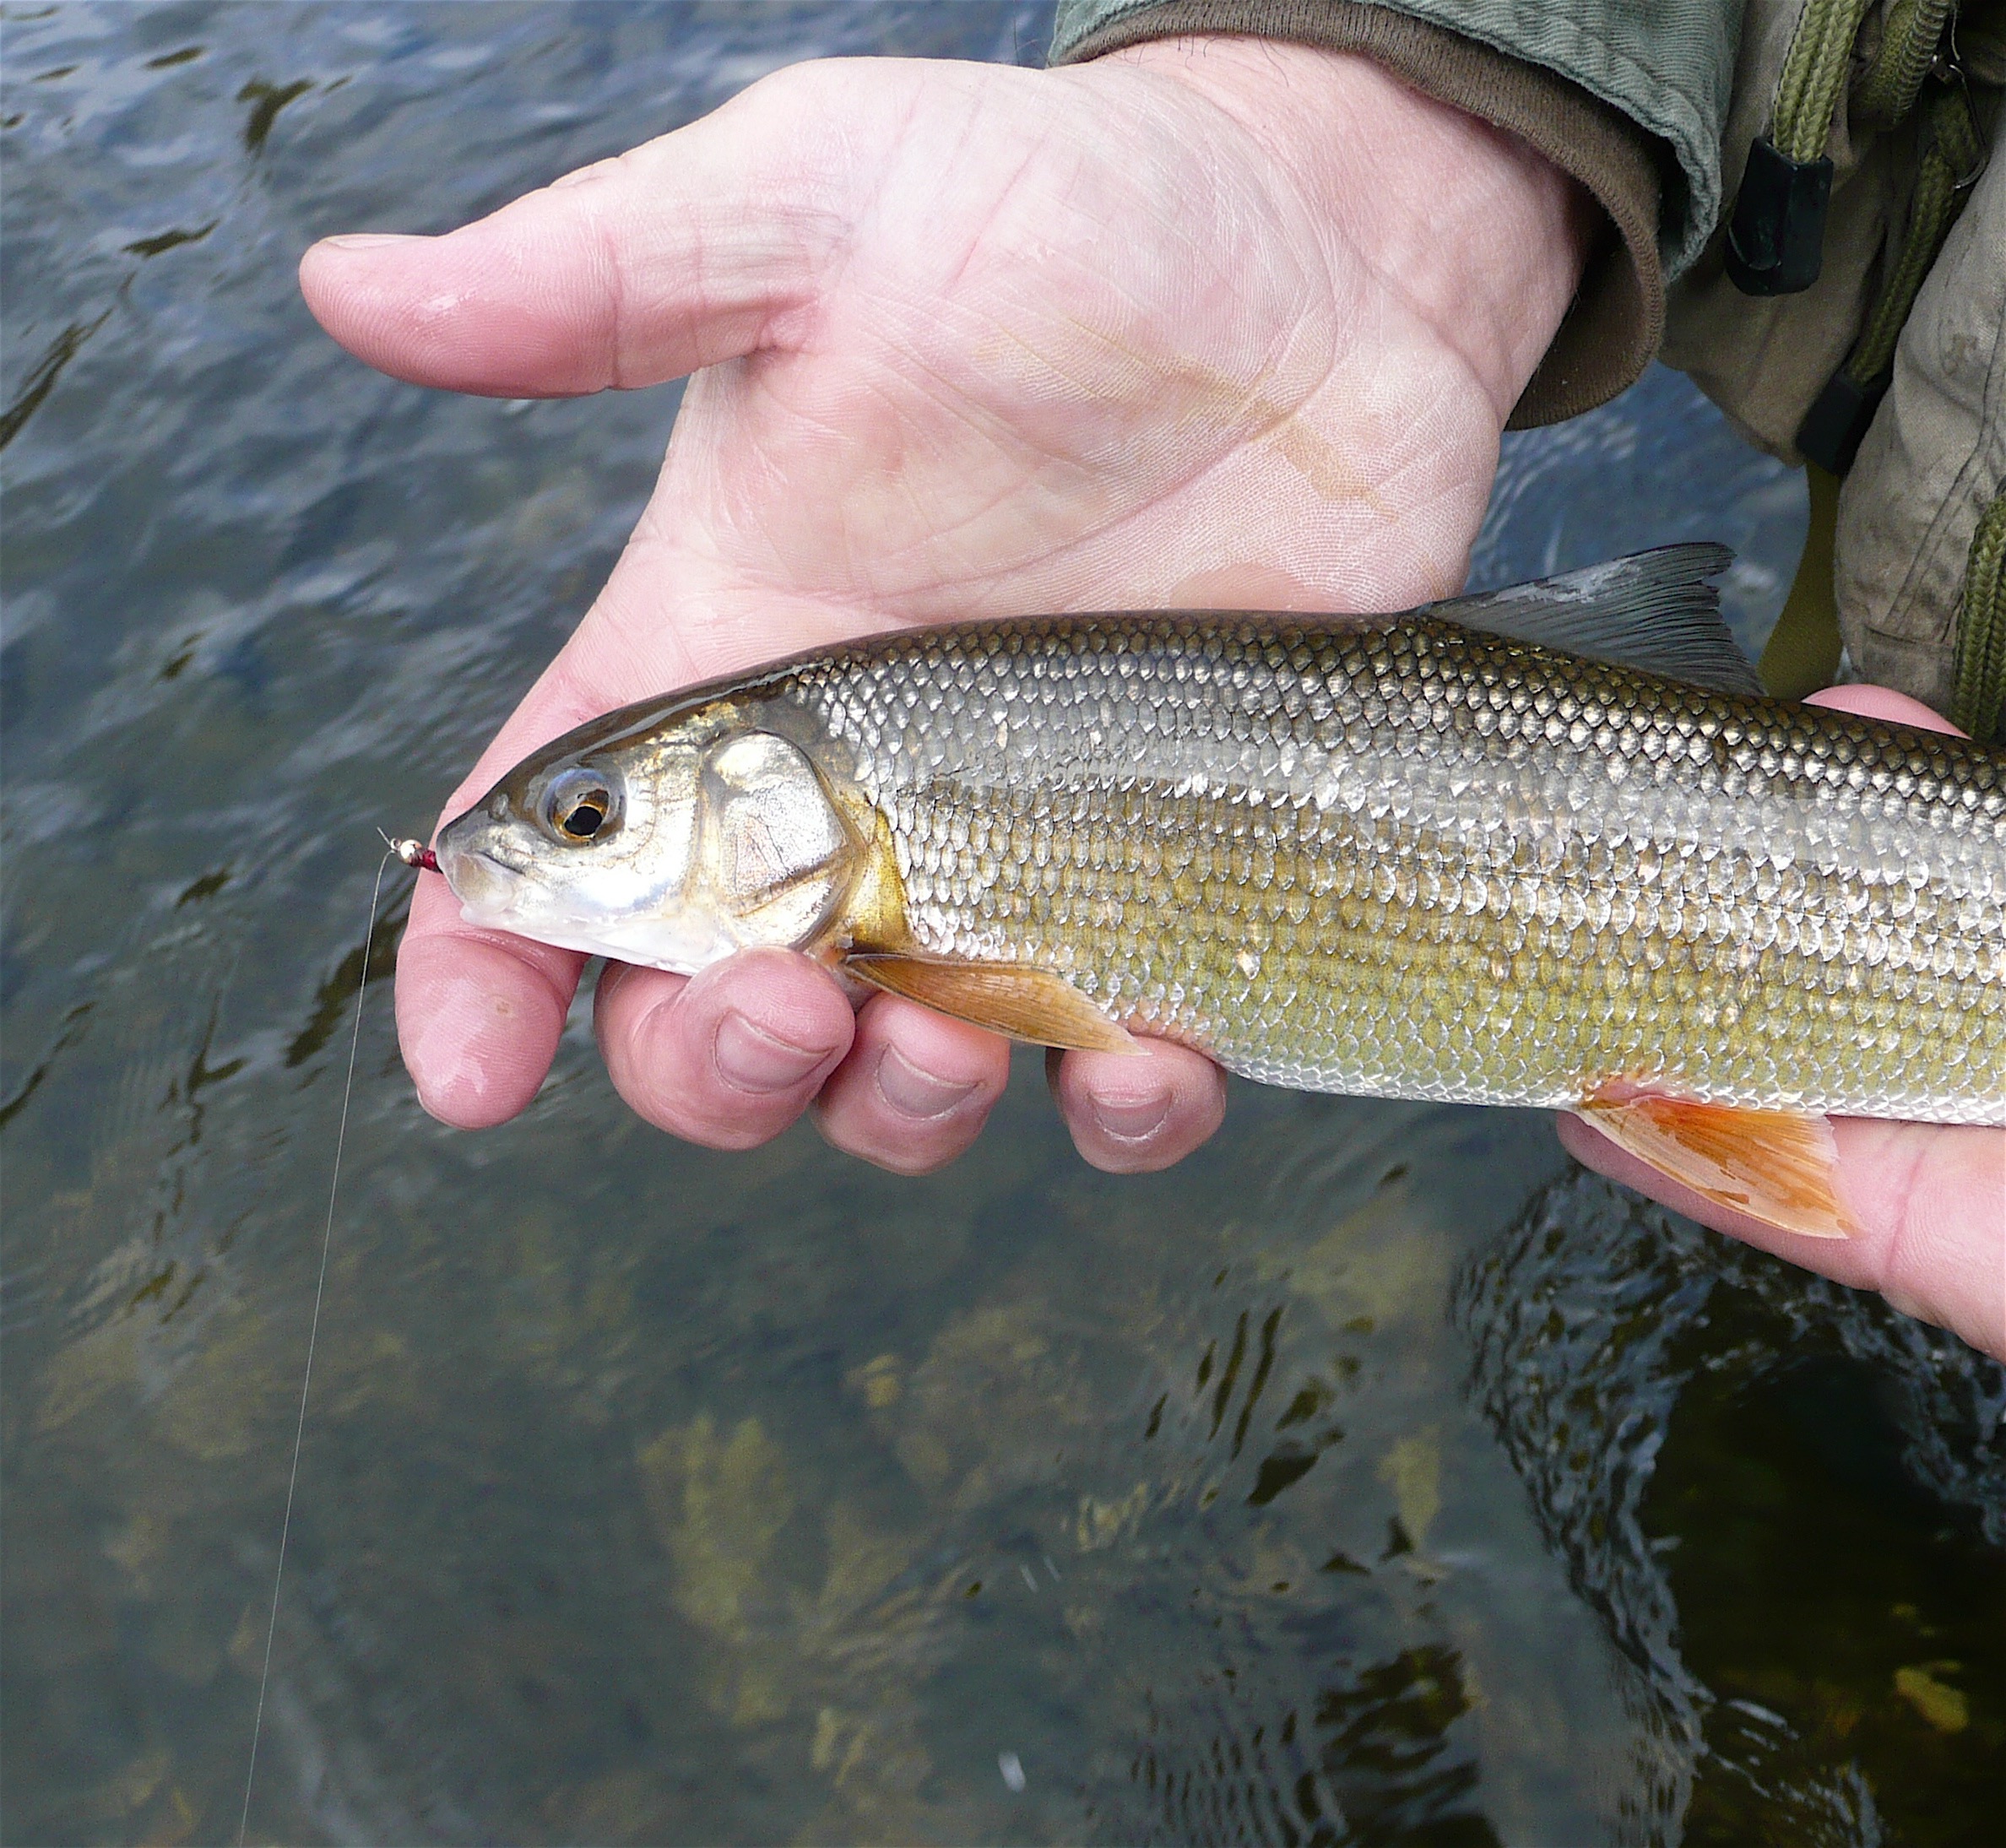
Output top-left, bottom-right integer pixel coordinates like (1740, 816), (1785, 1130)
(3, 4), (2000, 1844)
(1460, 1168), (2006, 1846)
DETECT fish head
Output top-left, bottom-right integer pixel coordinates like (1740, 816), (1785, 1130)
(436, 702), (870, 973)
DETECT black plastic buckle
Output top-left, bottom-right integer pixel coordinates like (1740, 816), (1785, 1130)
(1725, 137), (1832, 295)
(1797, 367), (1890, 474)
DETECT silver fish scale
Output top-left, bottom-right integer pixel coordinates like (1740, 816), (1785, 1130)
(775, 616), (2006, 1122)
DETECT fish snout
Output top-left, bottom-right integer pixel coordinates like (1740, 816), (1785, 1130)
(436, 816), (529, 917)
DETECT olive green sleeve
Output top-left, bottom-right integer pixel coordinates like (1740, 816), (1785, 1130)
(1050, 0), (1744, 426)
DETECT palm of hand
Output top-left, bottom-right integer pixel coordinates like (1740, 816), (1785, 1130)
(526, 55), (1506, 751)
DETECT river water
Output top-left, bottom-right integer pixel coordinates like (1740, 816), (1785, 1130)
(5, 6), (2003, 1844)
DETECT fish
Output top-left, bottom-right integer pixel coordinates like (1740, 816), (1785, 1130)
(433, 545), (2006, 1239)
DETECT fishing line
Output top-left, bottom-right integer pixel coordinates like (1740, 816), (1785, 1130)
(239, 841), (404, 1845)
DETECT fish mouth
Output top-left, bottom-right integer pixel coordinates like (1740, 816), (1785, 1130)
(438, 841), (527, 916)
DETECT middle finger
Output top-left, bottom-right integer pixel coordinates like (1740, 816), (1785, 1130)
(595, 947), (854, 1150)
(813, 992), (1011, 1173)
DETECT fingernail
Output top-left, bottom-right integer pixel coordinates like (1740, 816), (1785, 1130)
(713, 1010), (830, 1095)
(1091, 1087), (1174, 1143)
(875, 1045), (979, 1121)
(321, 232), (421, 251)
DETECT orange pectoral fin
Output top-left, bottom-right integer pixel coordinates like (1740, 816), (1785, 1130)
(842, 951), (1141, 1054)
(1573, 1080), (1854, 1240)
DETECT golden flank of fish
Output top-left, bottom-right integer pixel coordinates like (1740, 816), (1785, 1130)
(434, 547), (2006, 1238)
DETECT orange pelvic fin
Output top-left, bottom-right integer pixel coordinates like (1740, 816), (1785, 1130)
(1572, 1079), (1854, 1240)
(843, 951), (1141, 1054)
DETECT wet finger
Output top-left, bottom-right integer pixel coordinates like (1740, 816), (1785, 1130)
(594, 947), (854, 1149)
(1050, 1038), (1228, 1173)
(394, 871), (582, 1128)
(812, 994), (1011, 1174)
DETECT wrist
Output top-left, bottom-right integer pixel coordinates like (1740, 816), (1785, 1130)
(1077, 35), (1593, 425)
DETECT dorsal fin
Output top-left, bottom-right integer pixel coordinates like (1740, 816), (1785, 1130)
(1429, 544), (1763, 696)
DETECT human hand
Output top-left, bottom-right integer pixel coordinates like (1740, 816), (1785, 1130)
(1559, 685), (2005, 1361)
(301, 36), (1589, 1174)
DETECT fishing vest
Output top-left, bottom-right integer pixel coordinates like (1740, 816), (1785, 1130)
(1663, 0), (2003, 739)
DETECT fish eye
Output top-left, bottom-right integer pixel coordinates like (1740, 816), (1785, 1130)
(540, 767), (620, 844)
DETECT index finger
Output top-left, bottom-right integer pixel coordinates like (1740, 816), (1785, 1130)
(396, 875), (584, 1129)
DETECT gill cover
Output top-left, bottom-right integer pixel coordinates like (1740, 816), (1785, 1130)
(702, 731), (855, 947)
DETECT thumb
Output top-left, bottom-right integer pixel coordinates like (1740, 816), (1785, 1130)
(298, 62), (869, 398)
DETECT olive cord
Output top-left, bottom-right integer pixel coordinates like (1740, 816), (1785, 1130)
(1853, 0), (1959, 127)
(1843, 83), (1987, 391)
(1772, 0), (1880, 163)
(1950, 490), (2006, 744)
(238, 845), (397, 1846)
